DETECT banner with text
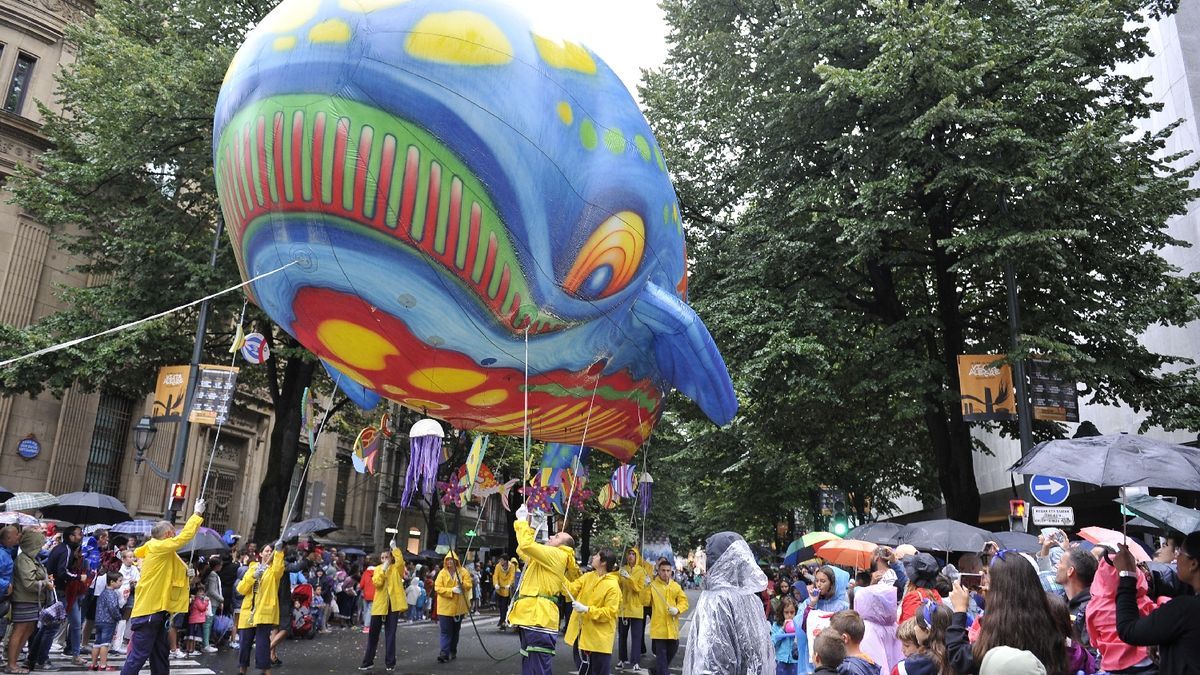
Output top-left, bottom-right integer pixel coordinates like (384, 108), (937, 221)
(151, 365), (191, 422)
(958, 355), (1016, 422)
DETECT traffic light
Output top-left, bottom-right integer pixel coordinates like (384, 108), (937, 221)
(464, 529), (477, 539)
(830, 493), (849, 536)
(169, 483), (188, 513)
(1008, 499), (1027, 533)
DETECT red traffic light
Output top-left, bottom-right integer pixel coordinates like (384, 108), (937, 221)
(1009, 499), (1026, 518)
(171, 483), (188, 500)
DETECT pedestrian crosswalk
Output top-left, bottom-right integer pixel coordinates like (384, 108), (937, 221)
(24, 657), (216, 675)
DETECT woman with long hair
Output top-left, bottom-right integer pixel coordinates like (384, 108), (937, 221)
(948, 551), (1068, 674)
(1045, 593), (1097, 674)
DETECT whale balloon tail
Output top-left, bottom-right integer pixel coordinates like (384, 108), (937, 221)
(321, 359), (381, 410)
(631, 283), (738, 425)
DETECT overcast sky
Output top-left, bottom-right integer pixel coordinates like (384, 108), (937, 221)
(506, 0), (670, 98)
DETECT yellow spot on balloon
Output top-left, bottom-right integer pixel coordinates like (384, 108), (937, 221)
(466, 389), (508, 407)
(406, 12), (513, 66)
(531, 34), (596, 74)
(258, 0), (320, 34)
(382, 384), (409, 396)
(556, 101), (573, 126)
(273, 36), (297, 51)
(322, 360), (375, 389)
(408, 367), (488, 394)
(339, 0), (410, 10)
(316, 320), (398, 371)
(309, 19), (351, 43)
(404, 398), (449, 411)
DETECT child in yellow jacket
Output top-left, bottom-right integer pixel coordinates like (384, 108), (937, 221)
(646, 559), (688, 675)
(565, 549), (622, 675)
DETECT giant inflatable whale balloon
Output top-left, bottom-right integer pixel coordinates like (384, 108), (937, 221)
(213, 0), (736, 461)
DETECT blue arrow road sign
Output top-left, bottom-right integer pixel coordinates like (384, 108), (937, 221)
(1030, 474), (1070, 506)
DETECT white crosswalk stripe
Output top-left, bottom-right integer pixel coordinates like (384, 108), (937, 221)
(26, 658), (216, 675)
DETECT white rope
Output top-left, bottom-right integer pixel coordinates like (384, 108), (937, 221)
(0, 260), (298, 369)
(279, 372), (343, 539)
(522, 325), (531, 485)
(561, 373), (602, 527)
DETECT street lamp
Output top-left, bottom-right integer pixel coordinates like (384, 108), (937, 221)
(132, 415), (171, 479)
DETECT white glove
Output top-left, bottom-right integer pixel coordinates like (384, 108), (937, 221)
(644, 575), (652, 586)
(254, 566), (266, 579)
(186, 568), (195, 578)
(572, 601), (589, 613)
(620, 570), (631, 579)
(668, 607), (679, 616)
(389, 539), (397, 550)
(194, 498), (206, 515)
(452, 587), (462, 595)
(516, 504), (529, 521)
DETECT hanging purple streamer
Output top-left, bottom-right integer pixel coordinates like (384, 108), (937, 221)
(401, 435), (442, 508)
(638, 480), (651, 515)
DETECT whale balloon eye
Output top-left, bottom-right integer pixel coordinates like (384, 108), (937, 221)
(564, 211), (645, 301)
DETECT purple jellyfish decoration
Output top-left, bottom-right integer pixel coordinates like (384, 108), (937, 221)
(402, 418), (444, 508)
(638, 471), (654, 516)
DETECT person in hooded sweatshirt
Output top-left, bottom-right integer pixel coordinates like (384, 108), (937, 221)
(1113, 531), (1200, 675)
(852, 582), (902, 674)
(617, 547), (653, 672)
(564, 548), (621, 675)
(681, 532), (774, 675)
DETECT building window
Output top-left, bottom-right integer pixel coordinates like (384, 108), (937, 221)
(333, 452), (351, 524)
(4, 53), (36, 115)
(83, 392), (135, 497)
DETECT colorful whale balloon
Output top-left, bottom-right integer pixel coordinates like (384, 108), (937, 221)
(213, 0), (737, 462)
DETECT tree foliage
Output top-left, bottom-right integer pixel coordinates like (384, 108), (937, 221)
(642, 0), (1200, 523)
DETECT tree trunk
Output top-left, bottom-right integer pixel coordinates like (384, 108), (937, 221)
(252, 355), (316, 541)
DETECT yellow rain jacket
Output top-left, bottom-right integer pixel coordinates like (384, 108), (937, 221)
(564, 570), (621, 654)
(433, 552), (473, 617)
(130, 514), (203, 618)
(509, 520), (574, 631)
(493, 561), (516, 598)
(619, 547), (654, 619)
(371, 548), (409, 616)
(646, 575), (688, 640)
(236, 550), (285, 629)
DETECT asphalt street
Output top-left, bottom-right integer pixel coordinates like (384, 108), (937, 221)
(40, 590), (702, 675)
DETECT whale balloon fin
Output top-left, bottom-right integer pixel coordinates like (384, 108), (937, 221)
(320, 359), (381, 411)
(631, 283), (737, 425)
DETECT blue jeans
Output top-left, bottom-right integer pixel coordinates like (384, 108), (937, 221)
(776, 662), (798, 675)
(66, 597), (82, 656)
(438, 615), (462, 657)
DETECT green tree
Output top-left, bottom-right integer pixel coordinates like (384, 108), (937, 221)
(0, 0), (330, 539)
(643, 0), (1200, 522)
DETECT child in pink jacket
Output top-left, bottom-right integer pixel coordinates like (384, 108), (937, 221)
(187, 585), (211, 656)
(1086, 556), (1156, 673)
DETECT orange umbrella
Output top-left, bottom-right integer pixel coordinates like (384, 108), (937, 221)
(1078, 526), (1151, 563)
(813, 538), (877, 569)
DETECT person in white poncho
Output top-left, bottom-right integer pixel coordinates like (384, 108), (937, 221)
(682, 532), (774, 675)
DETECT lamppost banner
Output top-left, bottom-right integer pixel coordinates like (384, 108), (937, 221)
(152, 365), (191, 422)
(1028, 359), (1080, 422)
(957, 354), (1016, 422)
(187, 364), (240, 426)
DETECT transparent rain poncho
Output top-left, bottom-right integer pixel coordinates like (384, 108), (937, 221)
(682, 534), (774, 675)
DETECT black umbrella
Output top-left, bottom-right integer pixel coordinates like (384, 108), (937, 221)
(1010, 434), (1200, 490)
(178, 527), (231, 557)
(1115, 494), (1200, 535)
(846, 522), (903, 546)
(988, 530), (1041, 554)
(748, 542), (776, 564)
(0, 486), (14, 504)
(341, 547), (367, 557)
(41, 492), (131, 525)
(282, 517), (340, 541)
(898, 519), (990, 553)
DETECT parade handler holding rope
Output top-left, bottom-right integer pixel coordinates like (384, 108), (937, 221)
(510, 504), (579, 675)
(120, 498), (204, 675)
(434, 551), (473, 663)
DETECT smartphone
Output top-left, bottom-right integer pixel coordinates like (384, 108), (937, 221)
(959, 573), (983, 590)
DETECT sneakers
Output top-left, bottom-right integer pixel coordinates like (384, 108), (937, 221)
(616, 662), (627, 671)
(229, 641), (241, 650)
(629, 667), (649, 675)
(361, 626), (370, 634)
(203, 646), (218, 653)
(436, 653), (448, 663)
(357, 665), (372, 671)
(170, 649), (186, 659)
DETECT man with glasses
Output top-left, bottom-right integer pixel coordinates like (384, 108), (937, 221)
(1055, 544), (1097, 660)
(1114, 530), (1200, 675)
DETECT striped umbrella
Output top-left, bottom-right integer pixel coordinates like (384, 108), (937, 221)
(611, 464), (638, 499)
(83, 524), (113, 535)
(111, 520), (156, 537)
(3, 492), (59, 512)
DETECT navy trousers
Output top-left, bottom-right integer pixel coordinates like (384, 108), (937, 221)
(438, 615), (462, 657)
(120, 612), (170, 675)
(652, 639), (679, 675)
(573, 647), (612, 675)
(361, 612), (399, 668)
(237, 625), (272, 671)
(618, 618), (644, 664)
(520, 628), (557, 675)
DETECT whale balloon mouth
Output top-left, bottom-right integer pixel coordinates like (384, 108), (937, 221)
(215, 94), (573, 336)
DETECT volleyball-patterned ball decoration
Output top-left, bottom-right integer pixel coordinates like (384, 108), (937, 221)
(239, 332), (270, 364)
(213, 0), (737, 462)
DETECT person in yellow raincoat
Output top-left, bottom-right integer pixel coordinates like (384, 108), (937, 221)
(617, 547), (653, 672)
(647, 558), (689, 675)
(493, 557), (517, 631)
(359, 540), (408, 671)
(119, 498), (204, 675)
(434, 551), (473, 663)
(565, 549), (621, 675)
(235, 542), (285, 675)
(510, 504), (577, 675)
